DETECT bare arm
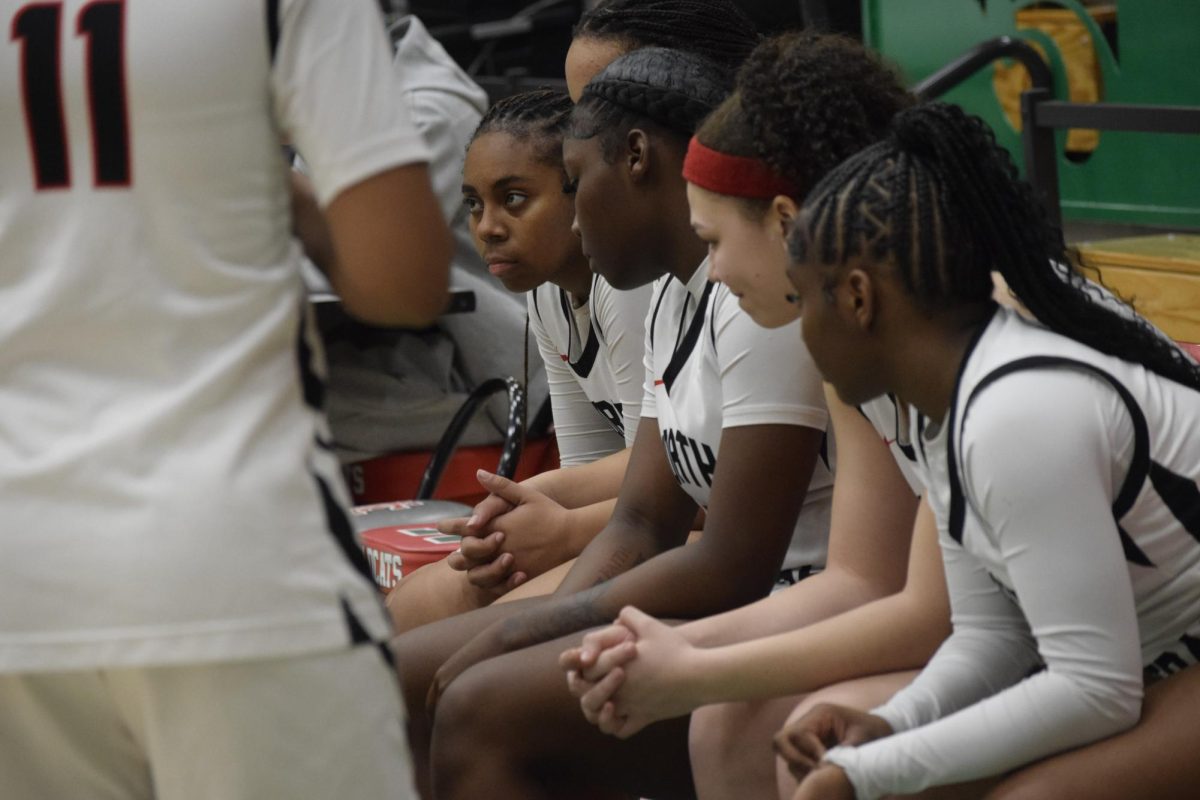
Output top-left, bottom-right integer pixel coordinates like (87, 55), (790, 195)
(302, 162), (451, 327)
(682, 389), (918, 648)
(685, 498), (947, 705)
(488, 418), (822, 654)
(525, 448), (631, 509)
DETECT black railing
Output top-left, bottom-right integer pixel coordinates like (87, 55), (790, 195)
(918, 36), (1200, 231)
(913, 36), (1053, 101)
(1019, 93), (1200, 230)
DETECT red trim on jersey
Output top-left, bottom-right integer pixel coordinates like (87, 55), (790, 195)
(653, 379), (664, 386)
(682, 138), (799, 201)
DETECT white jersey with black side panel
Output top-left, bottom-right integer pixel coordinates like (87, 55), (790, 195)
(640, 261), (834, 570)
(0, 0), (428, 672)
(826, 307), (1200, 799)
(529, 275), (652, 466)
(859, 394), (924, 495)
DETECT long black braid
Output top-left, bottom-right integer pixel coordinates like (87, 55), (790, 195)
(792, 102), (1200, 390)
(697, 32), (913, 203)
(570, 47), (732, 159)
(574, 0), (759, 72)
(470, 88), (574, 166)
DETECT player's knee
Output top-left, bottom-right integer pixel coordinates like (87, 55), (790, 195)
(785, 684), (866, 726)
(689, 702), (750, 766)
(430, 666), (507, 790)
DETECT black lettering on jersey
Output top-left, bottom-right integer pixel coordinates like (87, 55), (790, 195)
(12, 0), (131, 189)
(266, 0), (281, 62)
(687, 435), (717, 487)
(591, 401), (624, 438)
(661, 428), (716, 490)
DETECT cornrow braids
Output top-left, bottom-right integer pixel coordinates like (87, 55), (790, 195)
(574, 0), (759, 72)
(791, 102), (1200, 391)
(697, 32), (913, 202)
(570, 47), (732, 160)
(471, 89), (574, 166)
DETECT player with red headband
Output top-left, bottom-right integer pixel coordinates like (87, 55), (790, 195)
(557, 33), (958, 800)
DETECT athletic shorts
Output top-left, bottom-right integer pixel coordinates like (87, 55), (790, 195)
(773, 564), (821, 593)
(0, 643), (415, 800)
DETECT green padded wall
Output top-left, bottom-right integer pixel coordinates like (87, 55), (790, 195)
(863, 0), (1200, 228)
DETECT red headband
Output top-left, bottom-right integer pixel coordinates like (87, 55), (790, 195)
(682, 137), (800, 200)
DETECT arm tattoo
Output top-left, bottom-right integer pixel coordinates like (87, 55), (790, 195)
(592, 543), (649, 586)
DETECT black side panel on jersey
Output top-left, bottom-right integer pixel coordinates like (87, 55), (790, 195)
(589, 275), (606, 341)
(266, 0), (281, 62)
(315, 474), (375, 582)
(295, 308), (326, 411)
(1149, 462), (1200, 544)
(557, 288), (600, 378)
(949, 356), (1153, 568)
(889, 394), (918, 463)
(647, 279), (671, 350)
(532, 286), (545, 324)
(663, 281), (714, 394)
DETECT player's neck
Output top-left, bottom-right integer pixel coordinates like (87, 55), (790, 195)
(891, 305), (996, 422)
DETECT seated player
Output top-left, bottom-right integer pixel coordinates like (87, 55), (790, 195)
(385, 89), (652, 631)
(393, 47), (834, 800)
(779, 103), (1200, 800)
(559, 33), (949, 800)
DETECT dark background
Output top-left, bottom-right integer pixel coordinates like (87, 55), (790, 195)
(392, 1), (860, 86)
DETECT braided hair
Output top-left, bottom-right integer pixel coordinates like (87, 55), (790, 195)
(471, 88), (574, 166)
(791, 102), (1200, 390)
(570, 47), (732, 160)
(574, 0), (759, 72)
(697, 32), (913, 210)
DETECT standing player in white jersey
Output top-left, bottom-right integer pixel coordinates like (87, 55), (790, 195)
(0, 1), (450, 798)
(385, 89), (653, 631)
(781, 103), (1200, 800)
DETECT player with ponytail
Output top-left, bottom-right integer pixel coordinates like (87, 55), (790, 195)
(779, 102), (1200, 799)
(558, 33), (950, 800)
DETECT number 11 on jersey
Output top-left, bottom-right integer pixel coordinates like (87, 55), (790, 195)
(11, 0), (130, 189)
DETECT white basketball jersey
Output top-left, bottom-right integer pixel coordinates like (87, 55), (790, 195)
(641, 261), (834, 570)
(827, 308), (1200, 797)
(923, 308), (1200, 668)
(529, 275), (652, 466)
(0, 0), (430, 671)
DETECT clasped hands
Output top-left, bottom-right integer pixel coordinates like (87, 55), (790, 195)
(558, 605), (891, 799)
(438, 469), (573, 598)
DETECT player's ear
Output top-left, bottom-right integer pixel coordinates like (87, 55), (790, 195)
(626, 129), (650, 183)
(842, 266), (877, 331)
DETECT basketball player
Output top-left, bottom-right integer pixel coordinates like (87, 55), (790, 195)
(557, 33), (948, 800)
(780, 103), (1200, 800)
(0, 1), (450, 798)
(393, 47), (836, 799)
(428, 0), (762, 624)
(385, 89), (653, 631)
